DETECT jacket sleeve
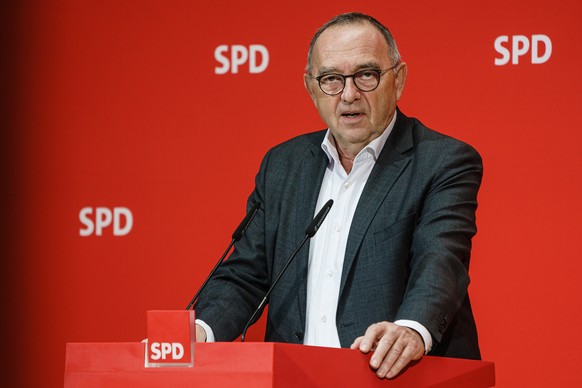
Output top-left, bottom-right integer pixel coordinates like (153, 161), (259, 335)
(394, 138), (483, 345)
(193, 150), (273, 341)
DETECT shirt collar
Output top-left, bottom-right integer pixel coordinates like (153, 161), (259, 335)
(321, 110), (398, 167)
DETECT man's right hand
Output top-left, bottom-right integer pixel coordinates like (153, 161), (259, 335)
(196, 323), (207, 342)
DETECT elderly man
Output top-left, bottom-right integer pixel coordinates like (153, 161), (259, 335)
(194, 12), (482, 379)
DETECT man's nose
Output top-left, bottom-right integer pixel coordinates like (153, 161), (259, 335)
(341, 77), (361, 102)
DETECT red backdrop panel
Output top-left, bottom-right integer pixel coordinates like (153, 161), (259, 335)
(2, 0), (581, 387)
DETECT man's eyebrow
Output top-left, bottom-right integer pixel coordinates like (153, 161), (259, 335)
(316, 61), (383, 75)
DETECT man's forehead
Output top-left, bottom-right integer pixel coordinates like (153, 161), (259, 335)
(312, 23), (390, 72)
(315, 23), (379, 47)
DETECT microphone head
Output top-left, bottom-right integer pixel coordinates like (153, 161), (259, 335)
(305, 199), (333, 238)
(232, 202), (261, 241)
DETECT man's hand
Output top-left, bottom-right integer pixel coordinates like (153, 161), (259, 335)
(196, 323), (207, 342)
(350, 322), (424, 379)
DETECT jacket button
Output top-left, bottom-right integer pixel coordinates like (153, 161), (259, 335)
(294, 332), (304, 341)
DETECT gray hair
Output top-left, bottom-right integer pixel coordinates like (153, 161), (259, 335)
(305, 12), (401, 74)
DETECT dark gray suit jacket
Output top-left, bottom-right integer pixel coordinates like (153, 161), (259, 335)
(196, 110), (482, 359)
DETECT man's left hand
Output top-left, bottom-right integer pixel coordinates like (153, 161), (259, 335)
(350, 321), (424, 379)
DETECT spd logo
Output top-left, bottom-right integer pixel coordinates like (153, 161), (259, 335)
(494, 34), (552, 65)
(149, 342), (185, 361)
(145, 310), (195, 368)
(214, 44), (269, 74)
(79, 207), (133, 236)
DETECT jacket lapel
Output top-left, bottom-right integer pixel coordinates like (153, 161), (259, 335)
(339, 113), (415, 298)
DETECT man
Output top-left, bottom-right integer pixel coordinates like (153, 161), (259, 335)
(194, 12), (482, 379)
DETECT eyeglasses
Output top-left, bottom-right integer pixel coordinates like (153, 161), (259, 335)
(314, 63), (400, 96)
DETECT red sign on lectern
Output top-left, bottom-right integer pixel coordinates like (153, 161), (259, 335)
(144, 310), (195, 368)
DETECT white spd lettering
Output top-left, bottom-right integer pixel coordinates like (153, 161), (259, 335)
(214, 44), (269, 74)
(494, 34), (552, 65)
(149, 342), (185, 360)
(79, 207), (133, 236)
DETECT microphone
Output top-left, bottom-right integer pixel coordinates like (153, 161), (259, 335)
(240, 199), (333, 342)
(185, 201), (260, 310)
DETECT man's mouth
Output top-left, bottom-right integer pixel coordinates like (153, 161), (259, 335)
(342, 113), (361, 118)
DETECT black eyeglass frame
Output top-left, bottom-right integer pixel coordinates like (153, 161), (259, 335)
(313, 62), (401, 96)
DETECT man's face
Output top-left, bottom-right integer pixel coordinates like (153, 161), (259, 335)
(304, 23), (407, 154)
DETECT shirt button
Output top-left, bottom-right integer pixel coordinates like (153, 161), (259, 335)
(344, 182), (351, 188)
(335, 225), (341, 232)
(321, 315), (327, 323)
(327, 270), (334, 278)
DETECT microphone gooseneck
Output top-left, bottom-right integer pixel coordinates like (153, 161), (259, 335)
(185, 202), (260, 310)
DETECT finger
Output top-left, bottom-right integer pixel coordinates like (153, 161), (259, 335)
(379, 331), (424, 379)
(384, 341), (417, 379)
(372, 336), (401, 376)
(367, 324), (399, 369)
(358, 323), (385, 353)
(350, 335), (364, 350)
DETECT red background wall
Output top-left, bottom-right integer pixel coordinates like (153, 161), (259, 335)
(2, 1), (581, 386)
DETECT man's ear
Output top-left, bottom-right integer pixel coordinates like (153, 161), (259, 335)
(395, 62), (408, 101)
(304, 73), (317, 102)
